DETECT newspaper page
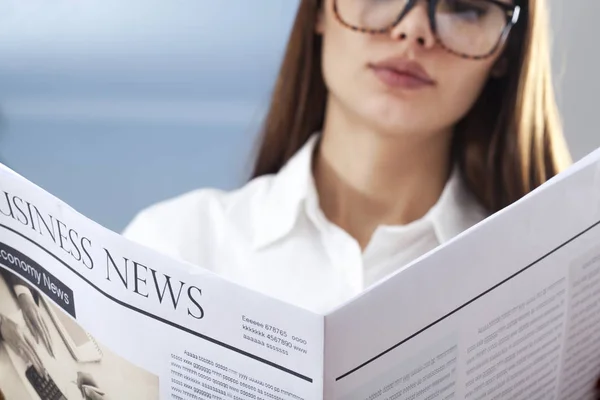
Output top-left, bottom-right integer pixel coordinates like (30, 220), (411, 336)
(323, 148), (600, 400)
(0, 166), (324, 400)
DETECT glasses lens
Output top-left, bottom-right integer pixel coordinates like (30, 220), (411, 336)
(435, 0), (508, 56)
(337, 0), (409, 31)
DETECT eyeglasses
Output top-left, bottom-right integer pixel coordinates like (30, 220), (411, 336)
(333, 0), (521, 60)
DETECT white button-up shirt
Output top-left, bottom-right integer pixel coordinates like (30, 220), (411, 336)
(122, 135), (488, 313)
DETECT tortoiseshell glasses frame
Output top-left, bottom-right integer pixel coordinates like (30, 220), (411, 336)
(332, 0), (521, 60)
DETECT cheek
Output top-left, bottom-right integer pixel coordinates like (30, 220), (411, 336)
(440, 60), (496, 120)
(319, 11), (368, 103)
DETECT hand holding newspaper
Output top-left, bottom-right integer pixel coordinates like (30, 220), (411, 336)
(0, 147), (600, 400)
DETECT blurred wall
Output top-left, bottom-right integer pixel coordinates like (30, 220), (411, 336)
(0, 0), (299, 231)
(548, 1), (600, 159)
(0, 0), (597, 233)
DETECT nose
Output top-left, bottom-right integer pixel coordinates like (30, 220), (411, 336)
(389, 1), (436, 49)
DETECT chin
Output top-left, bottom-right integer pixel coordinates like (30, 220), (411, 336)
(363, 100), (434, 136)
(361, 96), (445, 136)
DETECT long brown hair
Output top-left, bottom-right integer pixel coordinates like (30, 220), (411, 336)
(250, 0), (571, 213)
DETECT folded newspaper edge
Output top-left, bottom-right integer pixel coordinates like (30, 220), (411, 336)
(0, 146), (598, 399)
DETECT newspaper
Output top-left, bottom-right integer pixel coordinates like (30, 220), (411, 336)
(1, 146), (600, 400)
(0, 167), (324, 399)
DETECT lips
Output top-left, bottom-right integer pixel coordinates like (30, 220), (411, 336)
(369, 58), (435, 89)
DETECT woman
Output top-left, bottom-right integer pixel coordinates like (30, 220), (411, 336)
(123, 0), (571, 314)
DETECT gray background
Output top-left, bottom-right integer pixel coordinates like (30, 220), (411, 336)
(0, 0), (595, 233)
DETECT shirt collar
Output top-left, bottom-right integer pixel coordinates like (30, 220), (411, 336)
(251, 134), (320, 249)
(425, 167), (489, 243)
(251, 133), (488, 249)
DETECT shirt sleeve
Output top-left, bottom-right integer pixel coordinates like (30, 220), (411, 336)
(122, 210), (158, 245)
(13, 284), (32, 298)
(120, 190), (228, 273)
(0, 268), (37, 302)
(121, 209), (179, 257)
(120, 200), (206, 265)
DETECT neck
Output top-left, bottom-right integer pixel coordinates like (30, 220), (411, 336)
(313, 104), (453, 249)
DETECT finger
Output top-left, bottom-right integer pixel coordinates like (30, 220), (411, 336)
(37, 314), (54, 357)
(23, 335), (45, 378)
(90, 391), (105, 400)
(23, 335), (43, 371)
(24, 315), (38, 344)
(21, 344), (43, 377)
(39, 314), (52, 344)
(15, 341), (28, 361)
(84, 387), (105, 400)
